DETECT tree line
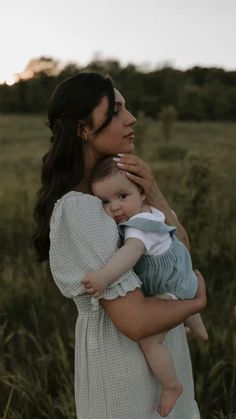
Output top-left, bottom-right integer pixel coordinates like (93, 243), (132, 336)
(1, 57), (236, 120)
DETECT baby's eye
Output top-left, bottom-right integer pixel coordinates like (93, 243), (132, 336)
(119, 193), (128, 200)
(102, 200), (109, 205)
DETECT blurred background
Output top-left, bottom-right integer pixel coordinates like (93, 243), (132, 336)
(0, 1), (235, 418)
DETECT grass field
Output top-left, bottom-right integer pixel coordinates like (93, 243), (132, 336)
(0, 114), (235, 418)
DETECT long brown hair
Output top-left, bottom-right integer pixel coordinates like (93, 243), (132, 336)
(33, 72), (115, 262)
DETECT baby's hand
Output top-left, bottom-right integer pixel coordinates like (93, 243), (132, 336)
(81, 270), (105, 298)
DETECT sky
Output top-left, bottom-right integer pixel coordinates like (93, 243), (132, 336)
(1, 0), (236, 84)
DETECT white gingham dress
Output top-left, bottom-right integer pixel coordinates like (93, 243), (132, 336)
(49, 191), (201, 419)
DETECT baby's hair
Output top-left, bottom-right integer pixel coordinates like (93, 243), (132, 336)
(90, 156), (120, 184)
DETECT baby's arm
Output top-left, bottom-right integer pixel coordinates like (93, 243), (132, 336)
(81, 238), (145, 297)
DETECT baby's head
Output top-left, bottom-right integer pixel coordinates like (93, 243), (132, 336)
(91, 156), (148, 223)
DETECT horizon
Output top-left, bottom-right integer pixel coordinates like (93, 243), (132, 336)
(1, 55), (235, 87)
(1, 0), (236, 85)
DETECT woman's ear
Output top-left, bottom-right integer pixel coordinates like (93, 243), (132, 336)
(77, 121), (91, 141)
(77, 120), (84, 138)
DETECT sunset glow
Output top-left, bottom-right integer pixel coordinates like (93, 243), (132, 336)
(0, 0), (235, 88)
(0, 61), (25, 85)
(0, 74), (17, 86)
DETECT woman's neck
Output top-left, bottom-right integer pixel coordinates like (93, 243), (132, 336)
(74, 168), (92, 194)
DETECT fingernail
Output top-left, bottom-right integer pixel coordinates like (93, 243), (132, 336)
(113, 157), (120, 162)
(126, 171), (131, 176)
(117, 162), (124, 167)
(117, 153), (124, 157)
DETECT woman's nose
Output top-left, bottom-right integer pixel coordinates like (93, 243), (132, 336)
(125, 109), (136, 126)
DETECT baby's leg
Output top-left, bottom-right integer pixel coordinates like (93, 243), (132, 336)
(185, 313), (208, 341)
(139, 294), (182, 417)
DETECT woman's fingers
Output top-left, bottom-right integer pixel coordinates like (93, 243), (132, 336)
(194, 270), (207, 310)
(125, 171), (145, 186)
(113, 154), (154, 193)
(116, 153), (140, 164)
(114, 154), (151, 174)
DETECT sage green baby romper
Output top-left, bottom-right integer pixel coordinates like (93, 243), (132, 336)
(49, 191), (201, 419)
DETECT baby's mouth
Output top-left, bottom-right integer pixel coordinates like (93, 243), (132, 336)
(115, 215), (127, 223)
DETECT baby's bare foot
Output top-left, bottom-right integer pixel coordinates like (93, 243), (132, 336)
(186, 327), (208, 342)
(157, 382), (183, 417)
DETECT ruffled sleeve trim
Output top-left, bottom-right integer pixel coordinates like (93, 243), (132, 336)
(91, 271), (142, 310)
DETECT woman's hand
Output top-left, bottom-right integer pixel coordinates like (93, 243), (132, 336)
(113, 153), (191, 249)
(101, 270), (207, 341)
(194, 270), (207, 312)
(113, 154), (161, 207)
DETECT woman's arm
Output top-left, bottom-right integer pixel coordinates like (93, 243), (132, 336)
(114, 154), (190, 250)
(100, 270), (206, 341)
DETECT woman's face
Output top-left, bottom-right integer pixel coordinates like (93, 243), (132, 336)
(85, 89), (136, 157)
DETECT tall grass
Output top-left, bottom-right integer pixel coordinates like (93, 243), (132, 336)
(0, 114), (235, 418)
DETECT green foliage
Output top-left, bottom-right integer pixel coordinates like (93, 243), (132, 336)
(157, 144), (187, 161)
(158, 105), (177, 141)
(178, 84), (206, 120)
(173, 151), (236, 416)
(0, 115), (76, 417)
(133, 112), (150, 155)
(0, 115), (235, 418)
(1, 59), (236, 120)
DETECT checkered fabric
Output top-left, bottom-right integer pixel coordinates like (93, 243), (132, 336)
(49, 191), (201, 419)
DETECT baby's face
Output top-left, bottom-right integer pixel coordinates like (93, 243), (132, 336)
(92, 171), (146, 223)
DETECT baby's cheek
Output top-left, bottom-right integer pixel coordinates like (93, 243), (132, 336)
(104, 207), (113, 218)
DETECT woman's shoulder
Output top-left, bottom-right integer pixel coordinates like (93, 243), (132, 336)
(56, 190), (100, 206)
(53, 190), (102, 212)
(50, 190), (105, 230)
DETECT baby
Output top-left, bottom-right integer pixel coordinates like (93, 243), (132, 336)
(81, 156), (208, 417)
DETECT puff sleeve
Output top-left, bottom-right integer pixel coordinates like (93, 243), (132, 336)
(49, 192), (141, 307)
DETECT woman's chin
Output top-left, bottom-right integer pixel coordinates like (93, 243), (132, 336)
(120, 143), (135, 154)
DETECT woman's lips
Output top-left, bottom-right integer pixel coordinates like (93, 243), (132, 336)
(124, 132), (135, 139)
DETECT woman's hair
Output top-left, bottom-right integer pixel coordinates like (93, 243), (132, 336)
(33, 72), (115, 262)
(90, 156), (120, 185)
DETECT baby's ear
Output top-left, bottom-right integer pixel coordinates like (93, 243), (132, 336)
(139, 187), (146, 201)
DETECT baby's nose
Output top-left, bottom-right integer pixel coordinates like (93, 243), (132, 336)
(111, 201), (120, 211)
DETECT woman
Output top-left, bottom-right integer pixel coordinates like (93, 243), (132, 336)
(34, 72), (206, 418)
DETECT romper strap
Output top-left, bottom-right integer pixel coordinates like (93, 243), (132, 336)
(118, 217), (176, 235)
